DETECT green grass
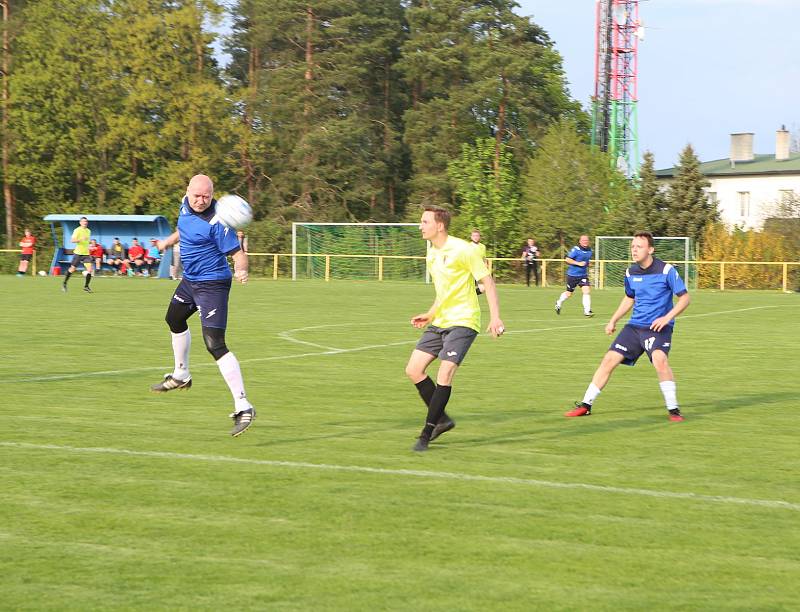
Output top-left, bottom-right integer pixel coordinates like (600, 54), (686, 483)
(1, 275), (799, 610)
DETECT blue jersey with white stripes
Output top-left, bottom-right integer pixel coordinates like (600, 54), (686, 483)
(624, 258), (688, 327)
(566, 245), (592, 277)
(177, 196), (241, 282)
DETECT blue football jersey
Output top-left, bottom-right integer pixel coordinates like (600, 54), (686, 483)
(624, 258), (688, 327)
(177, 197), (241, 282)
(566, 245), (592, 277)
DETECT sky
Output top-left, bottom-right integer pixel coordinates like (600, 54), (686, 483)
(518, 0), (800, 168)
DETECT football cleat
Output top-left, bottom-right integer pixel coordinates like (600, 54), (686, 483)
(668, 408), (684, 422)
(61, 283), (67, 293)
(555, 303), (561, 315)
(565, 402), (591, 417)
(150, 374), (192, 393)
(83, 286), (93, 293)
(430, 418), (456, 442)
(230, 407), (256, 437)
(412, 436), (430, 452)
(584, 311), (594, 317)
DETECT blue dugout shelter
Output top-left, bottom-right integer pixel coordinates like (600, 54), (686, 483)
(44, 214), (173, 279)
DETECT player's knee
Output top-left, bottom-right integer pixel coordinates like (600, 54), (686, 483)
(651, 351), (669, 370)
(202, 327), (229, 360)
(165, 306), (189, 334)
(405, 363), (423, 380)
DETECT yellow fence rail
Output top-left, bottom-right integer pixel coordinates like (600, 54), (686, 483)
(243, 253), (800, 292)
(0, 249), (37, 275)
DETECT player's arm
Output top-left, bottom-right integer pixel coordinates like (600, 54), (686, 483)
(232, 248), (248, 284)
(650, 292), (690, 332)
(411, 299), (439, 328)
(156, 231), (180, 252)
(565, 256), (586, 267)
(605, 295), (635, 335)
(479, 274), (505, 338)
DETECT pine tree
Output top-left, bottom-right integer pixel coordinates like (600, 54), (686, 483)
(631, 151), (668, 234)
(666, 144), (716, 242)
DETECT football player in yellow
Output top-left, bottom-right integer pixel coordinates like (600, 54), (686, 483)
(62, 216), (94, 293)
(406, 206), (504, 451)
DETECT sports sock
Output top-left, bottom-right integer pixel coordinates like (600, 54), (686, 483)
(582, 382), (601, 406)
(659, 380), (678, 410)
(556, 291), (569, 306)
(63, 271), (72, 284)
(171, 329), (191, 380)
(414, 376), (435, 407)
(216, 351), (250, 411)
(84, 273), (92, 288)
(422, 385), (452, 439)
(582, 294), (591, 313)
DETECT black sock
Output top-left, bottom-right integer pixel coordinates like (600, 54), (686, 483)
(64, 271), (72, 283)
(414, 376), (435, 407)
(84, 273), (92, 287)
(422, 385), (452, 439)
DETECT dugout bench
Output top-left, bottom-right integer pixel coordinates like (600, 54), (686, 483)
(44, 214), (173, 279)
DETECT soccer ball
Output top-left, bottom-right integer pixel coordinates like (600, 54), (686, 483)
(38, 270), (47, 276)
(215, 194), (253, 230)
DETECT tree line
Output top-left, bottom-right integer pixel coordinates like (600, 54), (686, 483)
(1, 0), (718, 256)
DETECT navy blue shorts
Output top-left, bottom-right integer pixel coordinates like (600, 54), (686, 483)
(171, 278), (232, 329)
(609, 324), (673, 366)
(415, 326), (478, 365)
(566, 274), (590, 292)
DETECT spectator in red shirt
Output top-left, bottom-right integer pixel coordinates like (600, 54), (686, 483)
(128, 237), (146, 275)
(17, 229), (36, 276)
(89, 239), (105, 274)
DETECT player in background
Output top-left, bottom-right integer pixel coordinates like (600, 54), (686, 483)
(565, 231), (690, 422)
(150, 174), (255, 437)
(468, 229), (488, 294)
(16, 229), (36, 276)
(521, 237), (540, 287)
(62, 217), (94, 293)
(88, 239), (105, 274)
(555, 234), (593, 317)
(127, 238), (146, 275)
(406, 207), (504, 452)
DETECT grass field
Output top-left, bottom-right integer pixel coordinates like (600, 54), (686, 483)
(1, 275), (799, 610)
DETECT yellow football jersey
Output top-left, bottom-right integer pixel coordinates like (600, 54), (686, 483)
(72, 226), (91, 255)
(427, 236), (490, 331)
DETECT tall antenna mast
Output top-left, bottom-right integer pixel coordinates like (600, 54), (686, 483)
(591, 0), (641, 178)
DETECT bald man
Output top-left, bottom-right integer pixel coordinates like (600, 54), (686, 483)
(555, 234), (594, 317)
(150, 175), (255, 437)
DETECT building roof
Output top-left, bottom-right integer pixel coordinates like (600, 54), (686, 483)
(43, 214), (169, 222)
(656, 153), (800, 178)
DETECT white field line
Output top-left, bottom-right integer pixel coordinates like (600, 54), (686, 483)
(8, 305), (783, 383)
(1, 441), (798, 513)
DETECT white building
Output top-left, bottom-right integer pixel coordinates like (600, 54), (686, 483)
(656, 129), (800, 230)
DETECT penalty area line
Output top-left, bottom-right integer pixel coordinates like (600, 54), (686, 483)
(1, 441), (798, 513)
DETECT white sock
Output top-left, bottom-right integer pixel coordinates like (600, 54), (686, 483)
(582, 383), (601, 406)
(556, 292), (569, 306)
(216, 351), (250, 412)
(582, 294), (591, 313)
(659, 380), (678, 410)
(171, 330), (191, 380)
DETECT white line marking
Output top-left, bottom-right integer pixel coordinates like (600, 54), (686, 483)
(9, 306), (785, 383)
(2, 441), (798, 512)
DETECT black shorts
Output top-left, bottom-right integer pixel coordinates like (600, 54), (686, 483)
(566, 274), (590, 292)
(70, 254), (93, 268)
(19, 254), (32, 262)
(415, 325), (478, 365)
(609, 324), (673, 366)
(171, 278), (232, 329)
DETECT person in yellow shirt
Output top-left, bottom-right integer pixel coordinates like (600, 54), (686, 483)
(62, 216), (94, 293)
(468, 228), (488, 295)
(406, 206), (504, 452)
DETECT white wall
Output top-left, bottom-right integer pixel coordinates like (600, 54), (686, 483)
(705, 174), (800, 229)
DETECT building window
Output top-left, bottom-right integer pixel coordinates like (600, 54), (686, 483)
(738, 191), (750, 217)
(707, 191), (718, 205)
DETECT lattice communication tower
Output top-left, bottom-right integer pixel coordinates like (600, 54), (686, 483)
(591, 0), (642, 179)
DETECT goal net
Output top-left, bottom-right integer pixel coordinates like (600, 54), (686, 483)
(291, 223), (427, 281)
(595, 236), (696, 288)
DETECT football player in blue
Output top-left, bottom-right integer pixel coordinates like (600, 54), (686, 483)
(555, 234), (594, 317)
(566, 231), (690, 422)
(150, 175), (255, 436)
